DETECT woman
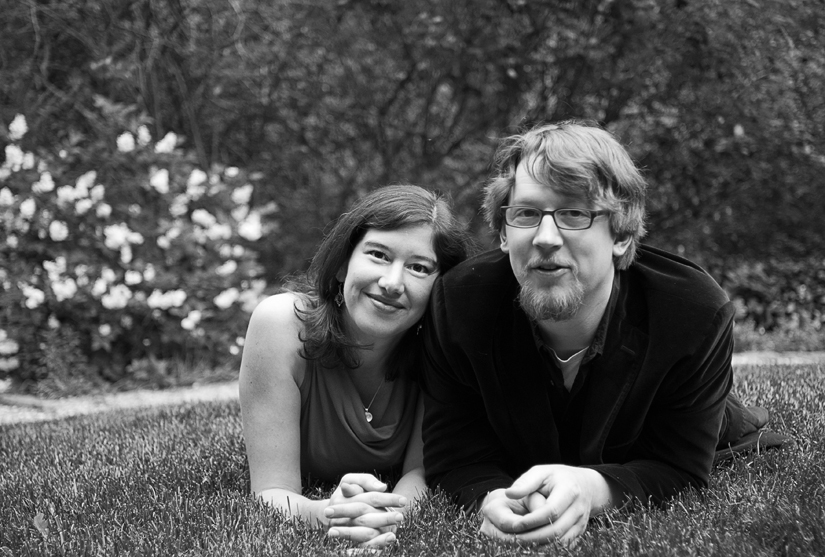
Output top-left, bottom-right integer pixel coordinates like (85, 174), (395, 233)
(239, 185), (472, 548)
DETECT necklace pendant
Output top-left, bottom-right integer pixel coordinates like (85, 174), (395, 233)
(364, 410), (373, 423)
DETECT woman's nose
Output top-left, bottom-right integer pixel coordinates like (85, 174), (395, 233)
(378, 263), (405, 294)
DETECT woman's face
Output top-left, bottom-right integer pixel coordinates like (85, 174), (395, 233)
(338, 224), (439, 346)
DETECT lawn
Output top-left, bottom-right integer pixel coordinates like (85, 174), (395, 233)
(2, 363), (823, 556)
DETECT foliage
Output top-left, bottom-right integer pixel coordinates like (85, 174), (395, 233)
(0, 113), (270, 391)
(1, 0), (823, 389)
(1, 363), (823, 555)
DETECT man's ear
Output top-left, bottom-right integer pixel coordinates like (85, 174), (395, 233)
(499, 229), (509, 253)
(613, 235), (631, 258)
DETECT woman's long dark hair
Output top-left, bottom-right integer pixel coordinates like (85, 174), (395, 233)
(289, 185), (472, 380)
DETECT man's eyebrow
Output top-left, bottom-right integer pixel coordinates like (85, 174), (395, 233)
(362, 241), (437, 266)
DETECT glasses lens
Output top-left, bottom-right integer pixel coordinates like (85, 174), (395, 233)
(505, 207), (542, 227)
(555, 209), (593, 230)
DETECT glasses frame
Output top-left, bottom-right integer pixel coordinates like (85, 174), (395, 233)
(500, 205), (609, 230)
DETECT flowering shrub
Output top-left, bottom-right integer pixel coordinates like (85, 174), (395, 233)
(1, 114), (274, 392)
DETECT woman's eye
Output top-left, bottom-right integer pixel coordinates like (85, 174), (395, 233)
(367, 250), (389, 261)
(408, 263), (433, 275)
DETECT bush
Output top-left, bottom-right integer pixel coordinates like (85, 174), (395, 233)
(720, 257), (825, 336)
(0, 111), (273, 392)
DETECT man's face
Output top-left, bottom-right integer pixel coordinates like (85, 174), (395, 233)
(500, 159), (630, 322)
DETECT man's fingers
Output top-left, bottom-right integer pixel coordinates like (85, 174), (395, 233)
(512, 510), (588, 546)
(338, 473), (387, 493)
(505, 468), (551, 499)
(325, 497), (404, 519)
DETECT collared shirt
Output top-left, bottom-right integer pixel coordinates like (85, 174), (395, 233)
(530, 272), (621, 463)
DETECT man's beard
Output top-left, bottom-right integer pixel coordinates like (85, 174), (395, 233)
(517, 274), (584, 322)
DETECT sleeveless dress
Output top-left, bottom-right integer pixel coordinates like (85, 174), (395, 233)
(299, 359), (419, 482)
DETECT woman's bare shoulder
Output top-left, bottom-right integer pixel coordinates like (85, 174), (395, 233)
(242, 292), (308, 382)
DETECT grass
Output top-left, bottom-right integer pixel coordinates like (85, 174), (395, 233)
(1, 363), (823, 556)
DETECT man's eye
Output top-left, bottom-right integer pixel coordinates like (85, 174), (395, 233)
(562, 209), (589, 219)
(515, 208), (541, 218)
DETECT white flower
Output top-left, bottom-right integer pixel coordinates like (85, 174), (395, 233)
(225, 166), (240, 178)
(6, 235), (18, 248)
(191, 208), (217, 228)
(169, 195), (188, 217)
(154, 132), (177, 153)
(99, 324), (112, 337)
(0, 188), (14, 206)
(96, 203), (112, 218)
(101, 284), (132, 309)
(32, 172), (55, 193)
(49, 220), (69, 241)
(232, 245), (246, 258)
(117, 132), (135, 153)
(149, 168), (169, 194)
(229, 345), (240, 356)
(146, 289), (187, 310)
(213, 287), (240, 309)
(124, 270), (143, 285)
(56, 185), (77, 206)
(157, 236), (171, 249)
(3, 145), (24, 171)
(137, 125), (152, 146)
(143, 264), (156, 282)
(215, 260), (238, 276)
(181, 316), (196, 330)
(0, 358), (19, 372)
(120, 245), (133, 264)
(75, 171), (96, 196)
(230, 205), (249, 222)
(231, 184), (253, 205)
(22, 152), (35, 170)
(239, 279), (267, 313)
(52, 278), (77, 302)
(19, 283), (45, 309)
(207, 223), (232, 241)
(91, 278), (108, 297)
(8, 114), (28, 141)
(101, 267), (117, 283)
(43, 257), (67, 279)
(103, 223), (143, 250)
(186, 170), (207, 200)
(237, 211), (263, 241)
(75, 198), (93, 215)
(90, 184), (105, 202)
(0, 336), (19, 356)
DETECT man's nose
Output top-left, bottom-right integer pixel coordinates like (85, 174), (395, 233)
(532, 214), (564, 248)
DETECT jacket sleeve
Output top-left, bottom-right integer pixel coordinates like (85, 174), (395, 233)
(419, 276), (514, 509)
(586, 303), (735, 507)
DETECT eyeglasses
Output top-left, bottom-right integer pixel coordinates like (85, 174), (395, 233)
(501, 206), (609, 230)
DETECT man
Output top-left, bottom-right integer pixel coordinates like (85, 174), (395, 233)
(420, 120), (788, 545)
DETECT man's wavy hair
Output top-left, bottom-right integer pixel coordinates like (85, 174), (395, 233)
(289, 184), (473, 380)
(482, 120), (647, 270)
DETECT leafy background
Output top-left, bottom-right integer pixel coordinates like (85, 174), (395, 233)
(1, 0), (823, 393)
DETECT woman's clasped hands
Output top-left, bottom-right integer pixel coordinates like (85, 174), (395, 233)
(324, 473), (407, 548)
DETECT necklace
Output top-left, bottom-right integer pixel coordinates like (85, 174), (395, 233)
(363, 381), (385, 423)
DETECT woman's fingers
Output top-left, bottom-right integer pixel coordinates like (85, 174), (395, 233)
(328, 525), (386, 544)
(327, 494), (406, 515)
(328, 511), (403, 529)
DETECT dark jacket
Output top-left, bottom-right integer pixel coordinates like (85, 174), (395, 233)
(420, 245), (734, 509)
